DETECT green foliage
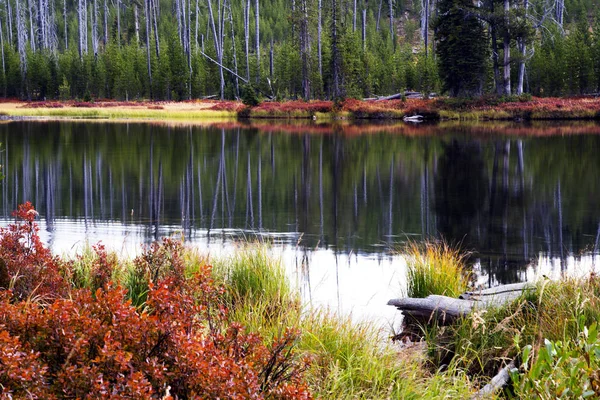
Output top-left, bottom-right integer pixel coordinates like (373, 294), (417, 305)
(434, 0), (488, 97)
(511, 322), (600, 398)
(241, 83), (261, 106)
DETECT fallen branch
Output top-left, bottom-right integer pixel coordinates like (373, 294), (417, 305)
(471, 360), (516, 399)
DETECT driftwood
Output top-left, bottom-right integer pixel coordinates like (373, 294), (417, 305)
(387, 282), (535, 325)
(471, 360), (516, 399)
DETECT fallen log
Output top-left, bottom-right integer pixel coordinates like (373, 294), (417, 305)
(388, 282), (536, 325)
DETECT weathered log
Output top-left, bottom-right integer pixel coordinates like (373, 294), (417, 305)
(387, 295), (478, 323)
(471, 360), (516, 399)
(388, 282), (536, 326)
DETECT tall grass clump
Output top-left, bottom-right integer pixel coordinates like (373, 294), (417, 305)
(404, 240), (471, 298)
(212, 244), (301, 332)
(299, 310), (473, 398)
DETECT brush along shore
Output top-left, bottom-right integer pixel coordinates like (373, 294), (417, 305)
(1, 96), (600, 121)
(1, 203), (597, 398)
(395, 240), (600, 399)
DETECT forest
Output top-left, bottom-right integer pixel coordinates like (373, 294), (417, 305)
(0, 0), (597, 101)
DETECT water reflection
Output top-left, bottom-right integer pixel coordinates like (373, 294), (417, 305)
(1, 120), (600, 317)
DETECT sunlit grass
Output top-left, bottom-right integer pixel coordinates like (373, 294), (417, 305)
(404, 240), (471, 298)
(6, 107), (236, 120)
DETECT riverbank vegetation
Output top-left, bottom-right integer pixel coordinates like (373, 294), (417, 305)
(2, 202), (599, 397)
(0, 202), (481, 398)
(5, 95), (600, 121)
(402, 240), (600, 398)
(0, 0), (596, 102)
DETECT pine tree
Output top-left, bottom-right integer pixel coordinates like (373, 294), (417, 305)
(434, 0), (488, 97)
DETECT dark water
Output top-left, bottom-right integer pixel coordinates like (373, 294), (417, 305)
(1, 120), (599, 318)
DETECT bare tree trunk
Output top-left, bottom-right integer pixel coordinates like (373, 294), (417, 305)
(362, 0), (367, 50)
(301, 0), (309, 100)
(187, 0), (192, 98)
(103, 0), (108, 45)
(77, 0), (84, 57)
(318, 0), (322, 76)
(134, 4), (140, 44)
(15, 0), (26, 91)
(422, 0), (429, 56)
(244, 0), (250, 80)
(37, 0), (45, 49)
(175, 0), (182, 43)
(195, 0), (199, 51)
(116, 0), (120, 45)
(255, 0), (259, 84)
(64, 0), (70, 49)
(92, 0), (98, 56)
(207, 0), (224, 99)
(144, 0), (152, 98)
(26, 0), (35, 52)
(352, 0), (356, 31)
(555, 0), (563, 27)
(503, 0), (510, 95)
(227, 0), (239, 97)
(376, 0), (382, 31)
(7, 0), (13, 46)
(152, 0), (159, 57)
(516, 0), (528, 94)
(332, 0), (340, 98)
(388, 0), (393, 44)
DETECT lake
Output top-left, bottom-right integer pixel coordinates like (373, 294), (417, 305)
(1, 120), (600, 322)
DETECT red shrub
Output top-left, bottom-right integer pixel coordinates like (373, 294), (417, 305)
(0, 204), (311, 398)
(0, 202), (67, 300)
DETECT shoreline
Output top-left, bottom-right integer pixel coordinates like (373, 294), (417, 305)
(1, 96), (600, 122)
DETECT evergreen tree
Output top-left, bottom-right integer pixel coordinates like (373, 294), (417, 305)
(435, 0), (488, 97)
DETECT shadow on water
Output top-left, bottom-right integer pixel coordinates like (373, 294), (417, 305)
(1, 119), (600, 311)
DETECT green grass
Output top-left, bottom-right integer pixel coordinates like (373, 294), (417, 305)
(5, 108), (236, 120)
(404, 240), (471, 298)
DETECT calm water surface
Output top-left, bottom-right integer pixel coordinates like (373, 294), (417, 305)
(2, 120), (600, 322)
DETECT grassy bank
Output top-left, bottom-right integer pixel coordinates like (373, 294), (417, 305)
(3, 202), (598, 398)
(2, 96), (600, 122)
(0, 203), (478, 398)
(403, 240), (600, 398)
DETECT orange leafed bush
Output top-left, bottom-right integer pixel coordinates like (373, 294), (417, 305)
(0, 203), (312, 399)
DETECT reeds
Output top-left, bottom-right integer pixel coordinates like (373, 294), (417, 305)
(404, 240), (471, 298)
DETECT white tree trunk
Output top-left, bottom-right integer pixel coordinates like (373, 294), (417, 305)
(503, 0), (511, 94)
(255, 0), (259, 83)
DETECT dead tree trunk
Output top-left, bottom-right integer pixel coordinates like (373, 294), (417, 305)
(116, 0), (120, 45)
(516, 0), (528, 94)
(152, 0), (160, 57)
(318, 0), (322, 76)
(301, 0), (309, 100)
(134, 3), (140, 44)
(332, 0), (341, 98)
(207, 0), (224, 99)
(144, 0), (152, 98)
(244, 0), (250, 81)
(6, 0), (13, 46)
(503, 0), (511, 95)
(103, 0), (108, 45)
(255, 0), (259, 84)
(362, 0), (367, 49)
(353, 0), (356, 31)
(226, 0), (240, 97)
(388, 0), (393, 44)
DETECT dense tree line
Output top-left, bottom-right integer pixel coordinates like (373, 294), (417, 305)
(0, 0), (597, 100)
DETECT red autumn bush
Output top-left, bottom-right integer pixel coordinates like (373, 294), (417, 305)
(0, 204), (312, 399)
(0, 202), (67, 300)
